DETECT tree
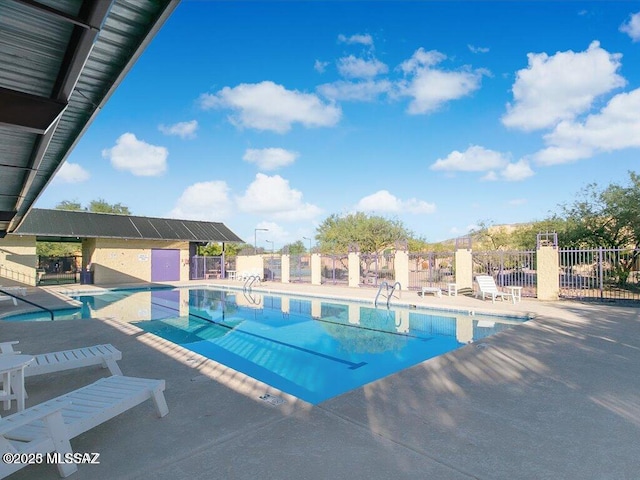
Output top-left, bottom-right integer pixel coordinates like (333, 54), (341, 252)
(282, 240), (306, 255)
(55, 200), (83, 211)
(198, 243), (246, 256)
(88, 199), (130, 215)
(315, 213), (411, 254)
(558, 172), (640, 249)
(54, 199), (131, 215)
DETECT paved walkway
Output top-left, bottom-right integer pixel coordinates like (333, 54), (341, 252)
(1, 280), (639, 479)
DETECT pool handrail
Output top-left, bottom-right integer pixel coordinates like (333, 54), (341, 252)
(0, 288), (55, 321)
(374, 281), (402, 308)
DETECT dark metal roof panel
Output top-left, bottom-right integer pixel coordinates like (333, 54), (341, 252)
(14, 209), (244, 243)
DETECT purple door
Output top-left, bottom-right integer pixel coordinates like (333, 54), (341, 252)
(151, 249), (180, 282)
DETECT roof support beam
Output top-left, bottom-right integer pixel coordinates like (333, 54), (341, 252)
(10, 0), (102, 31)
(0, 87), (67, 135)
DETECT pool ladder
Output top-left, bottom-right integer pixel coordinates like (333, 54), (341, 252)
(374, 281), (401, 308)
(243, 274), (261, 292)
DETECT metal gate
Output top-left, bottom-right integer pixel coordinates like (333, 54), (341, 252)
(559, 248), (640, 302)
(472, 250), (537, 297)
(359, 253), (395, 287)
(289, 254), (311, 283)
(408, 251), (455, 291)
(320, 254), (348, 285)
(265, 255), (281, 282)
(191, 256), (222, 280)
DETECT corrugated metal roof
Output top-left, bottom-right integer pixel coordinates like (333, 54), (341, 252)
(14, 209), (244, 244)
(0, 0), (180, 236)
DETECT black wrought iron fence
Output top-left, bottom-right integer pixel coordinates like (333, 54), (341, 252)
(265, 254), (282, 282)
(289, 254), (310, 283)
(37, 255), (80, 285)
(320, 254), (348, 285)
(472, 250), (537, 297)
(559, 248), (640, 302)
(359, 253), (395, 287)
(408, 251), (455, 292)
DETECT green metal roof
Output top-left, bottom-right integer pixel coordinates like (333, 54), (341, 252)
(0, 0), (181, 236)
(14, 209), (244, 243)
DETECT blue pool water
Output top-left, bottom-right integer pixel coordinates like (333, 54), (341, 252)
(3, 288), (527, 404)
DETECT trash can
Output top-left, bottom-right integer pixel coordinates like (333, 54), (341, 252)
(80, 270), (93, 285)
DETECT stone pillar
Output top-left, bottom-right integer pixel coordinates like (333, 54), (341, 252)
(311, 253), (322, 285)
(281, 254), (290, 283)
(536, 245), (559, 300)
(348, 251), (360, 288)
(394, 250), (409, 290)
(455, 248), (473, 292)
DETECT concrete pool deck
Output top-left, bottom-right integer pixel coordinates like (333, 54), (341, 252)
(1, 280), (639, 479)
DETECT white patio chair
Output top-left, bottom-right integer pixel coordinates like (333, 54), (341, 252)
(0, 342), (123, 377)
(475, 275), (515, 303)
(1, 376), (168, 478)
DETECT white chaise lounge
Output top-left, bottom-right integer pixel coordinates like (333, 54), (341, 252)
(475, 275), (515, 303)
(0, 342), (123, 377)
(0, 375), (168, 478)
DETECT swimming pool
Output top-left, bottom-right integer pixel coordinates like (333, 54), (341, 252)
(4, 287), (527, 404)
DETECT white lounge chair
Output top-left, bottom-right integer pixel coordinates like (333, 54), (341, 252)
(0, 287), (26, 306)
(0, 295), (17, 307)
(0, 375), (168, 478)
(475, 275), (515, 303)
(0, 342), (123, 377)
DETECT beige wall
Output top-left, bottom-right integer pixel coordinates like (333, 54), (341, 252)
(536, 245), (560, 301)
(236, 255), (264, 279)
(454, 249), (473, 292)
(87, 238), (190, 285)
(0, 235), (38, 286)
(310, 253), (321, 285)
(394, 250), (409, 288)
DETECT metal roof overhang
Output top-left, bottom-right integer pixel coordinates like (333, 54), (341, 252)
(0, 0), (180, 237)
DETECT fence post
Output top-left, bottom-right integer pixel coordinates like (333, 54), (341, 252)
(348, 250), (360, 288)
(454, 249), (473, 293)
(598, 246), (604, 300)
(281, 254), (290, 283)
(536, 246), (559, 300)
(394, 249), (409, 288)
(311, 253), (322, 285)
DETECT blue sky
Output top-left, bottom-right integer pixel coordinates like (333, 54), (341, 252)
(36, 1), (640, 248)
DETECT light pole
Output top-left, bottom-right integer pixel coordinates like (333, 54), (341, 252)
(265, 239), (274, 255)
(254, 228), (268, 254)
(303, 236), (312, 254)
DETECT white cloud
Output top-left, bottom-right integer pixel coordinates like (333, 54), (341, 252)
(158, 120), (198, 139)
(501, 160), (535, 181)
(398, 48), (487, 114)
(533, 87), (640, 165)
(314, 59), (330, 73)
(198, 81), (341, 133)
(53, 162), (90, 184)
(468, 44), (489, 54)
(168, 181), (233, 220)
(502, 41), (626, 131)
(242, 148), (299, 171)
(236, 173), (322, 221)
(508, 198), (527, 206)
(433, 146), (532, 181)
(337, 33), (373, 46)
(355, 190), (436, 214)
(431, 145), (509, 172)
(337, 55), (388, 78)
(102, 133), (168, 176)
(317, 79), (393, 102)
(620, 12), (640, 41)
(253, 221), (290, 247)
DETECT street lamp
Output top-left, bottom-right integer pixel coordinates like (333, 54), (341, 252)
(265, 239), (274, 255)
(303, 236), (312, 253)
(254, 228), (268, 254)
